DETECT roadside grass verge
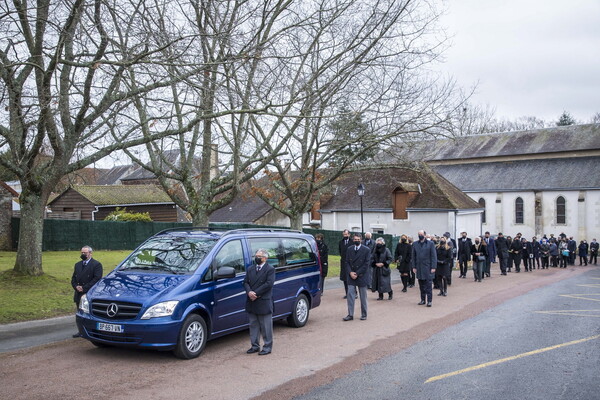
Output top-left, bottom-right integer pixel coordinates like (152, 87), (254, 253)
(0, 250), (130, 324)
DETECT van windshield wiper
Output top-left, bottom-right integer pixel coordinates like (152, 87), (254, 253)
(120, 265), (180, 274)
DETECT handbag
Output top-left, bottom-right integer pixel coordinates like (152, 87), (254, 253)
(561, 250), (569, 257)
(382, 266), (391, 277)
(477, 255), (486, 262)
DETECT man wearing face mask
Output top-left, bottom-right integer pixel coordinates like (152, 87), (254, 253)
(339, 229), (354, 299)
(244, 249), (275, 355)
(412, 230), (437, 307)
(457, 231), (472, 279)
(71, 245), (103, 338)
(590, 239), (598, 265)
(343, 234), (371, 321)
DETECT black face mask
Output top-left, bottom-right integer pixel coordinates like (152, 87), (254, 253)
(401, 238), (407, 243)
(376, 243), (383, 249)
(353, 240), (361, 246)
(255, 257), (263, 265)
(80, 254), (87, 260)
(418, 235), (425, 241)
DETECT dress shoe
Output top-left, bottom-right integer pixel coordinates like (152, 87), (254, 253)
(418, 300), (426, 305)
(258, 350), (271, 356)
(388, 294), (393, 300)
(247, 347), (260, 354)
(402, 288), (407, 292)
(72, 333), (81, 338)
(501, 272), (507, 275)
(343, 295), (347, 299)
(442, 291), (447, 296)
(426, 302), (432, 307)
(343, 315), (354, 321)
(437, 291), (444, 296)
(360, 316), (367, 321)
(377, 297), (383, 301)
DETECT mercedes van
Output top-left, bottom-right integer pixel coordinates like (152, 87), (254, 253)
(75, 228), (322, 358)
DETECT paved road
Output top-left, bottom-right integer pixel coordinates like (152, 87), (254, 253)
(0, 266), (592, 400)
(294, 267), (600, 400)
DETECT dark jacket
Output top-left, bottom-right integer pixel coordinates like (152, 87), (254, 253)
(578, 243), (588, 257)
(338, 238), (352, 282)
(243, 262), (275, 315)
(495, 236), (509, 257)
(590, 241), (599, 255)
(484, 236), (496, 260)
(471, 241), (488, 262)
(509, 238), (522, 255)
(317, 240), (329, 277)
(567, 240), (577, 253)
(394, 241), (412, 273)
(371, 246), (393, 293)
(531, 240), (541, 258)
(363, 238), (376, 253)
(411, 240), (437, 280)
(345, 244), (371, 287)
(540, 243), (550, 257)
(71, 258), (103, 305)
(521, 241), (532, 258)
(435, 246), (452, 277)
(457, 237), (473, 259)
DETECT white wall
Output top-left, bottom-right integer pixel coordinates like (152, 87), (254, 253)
(466, 190), (600, 241)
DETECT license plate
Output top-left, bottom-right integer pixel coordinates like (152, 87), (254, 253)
(97, 322), (123, 333)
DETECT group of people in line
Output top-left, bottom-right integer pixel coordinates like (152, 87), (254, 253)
(314, 230), (598, 322)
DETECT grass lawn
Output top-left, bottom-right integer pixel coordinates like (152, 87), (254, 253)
(0, 250), (131, 324)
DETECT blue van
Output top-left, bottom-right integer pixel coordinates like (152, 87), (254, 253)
(75, 228), (322, 358)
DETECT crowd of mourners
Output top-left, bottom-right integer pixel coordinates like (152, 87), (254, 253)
(314, 230), (598, 320)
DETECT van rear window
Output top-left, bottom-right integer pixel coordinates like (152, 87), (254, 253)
(119, 236), (217, 274)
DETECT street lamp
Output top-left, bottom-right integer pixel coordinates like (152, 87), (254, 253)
(357, 183), (365, 234)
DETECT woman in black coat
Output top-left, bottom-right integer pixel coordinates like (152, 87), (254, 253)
(394, 234), (412, 292)
(372, 238), (394, 300)
(471, 237), (488, 282)
(315, 233), (329, 293)
(435, 238), (452, 296)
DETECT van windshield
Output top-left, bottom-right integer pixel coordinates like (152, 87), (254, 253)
(118, 236), (217, 274)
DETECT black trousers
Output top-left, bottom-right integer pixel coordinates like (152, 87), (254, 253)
(560, 255), (568, 268)
(418, 279), (433, 303)
(590, 252), (598, 264)
(509, 253), (521, 272)
(579, 256), (588, 265)
(459, 254), (469, 277)
(541, 256), (549, 269)
(498, 255), (507, 273)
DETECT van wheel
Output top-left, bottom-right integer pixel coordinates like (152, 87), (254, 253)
(173, 314), (207, 359)
(287, 294), (309, 328)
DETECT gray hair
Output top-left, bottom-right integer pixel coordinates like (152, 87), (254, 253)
(82, 245), (93, 253)
(376, 237), (385, 245)
(255, 248), (269, 258)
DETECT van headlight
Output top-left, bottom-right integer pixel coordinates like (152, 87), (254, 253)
(79, 294), (90, 313)
(141, 301), (179, 319)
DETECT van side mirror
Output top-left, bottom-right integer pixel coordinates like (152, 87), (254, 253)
(215, 266), (236, 280)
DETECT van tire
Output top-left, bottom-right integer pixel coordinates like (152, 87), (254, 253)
(173, 314), (207, 359)
(287, 294), (309, 328)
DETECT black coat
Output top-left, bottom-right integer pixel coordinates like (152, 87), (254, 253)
(458, 237), (473, 258)
(338, 238), (352, 282)
(495, 237), (509, 257)
(471, 242), (488, 261)
(317, 240), (329, 277)
(371, 247), (393, 293)
(394, 242), (412, 273)
(243, 263), (275, 315)
(345, 244), (371, 287)
(435, 246), (452, 277)
(71, 258), (103, 304)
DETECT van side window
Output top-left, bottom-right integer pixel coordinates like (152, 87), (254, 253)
(213, 240), (246, 275)
(282, 238), (315, 266)
(248, 238), (283, 267)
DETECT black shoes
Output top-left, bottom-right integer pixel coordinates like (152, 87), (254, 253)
(247, 347), (260, 354)
(258, 350), (271, 356)
(418, 300), (426, 305)
(388, 293), (393, 300)
(343, 315), (354, 321)
(377, 296), (384, 301)
(402, 288), (407, 292)
(426, 302), (432, 307)
(360, 316), (367, 321)
(72, 333), (81, 338)
(437, 291), (444, 296)
(442, 291), (447, 296)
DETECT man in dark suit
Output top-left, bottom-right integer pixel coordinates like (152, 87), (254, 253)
(412, 229), (437, 307)
(338, 229), (353, 299)
(457, 231), (472, 279)
(363, 232), (375, 289)
(495, 233), (509, 275)
(243, 249), (275, 355)
(71, 245), (103, 337)
(567, 237), (577, 265)
(343, 233), (371, 321)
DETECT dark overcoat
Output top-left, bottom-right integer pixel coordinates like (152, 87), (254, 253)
(243, 263), (275, 315)
(484, 236), (496, 260)
(394, 242), (412, 274)
(495, 237), (509, 258)
(345, 244), (371, 287)
(411, 240), (437, 280)
(371, 247), (393, 293)
(435, 246), (452, 277)
(339, 238), (352, 282)
(71, 258), (103, 304)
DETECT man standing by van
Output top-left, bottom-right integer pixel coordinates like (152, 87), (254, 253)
(244, 249), (275, 355)
(343, 233), (371, 321)
(71, 245), (102, 337)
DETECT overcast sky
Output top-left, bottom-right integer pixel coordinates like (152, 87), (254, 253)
(438, 0), (600, 123)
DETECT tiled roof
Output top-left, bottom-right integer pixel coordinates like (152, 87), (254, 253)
(434, 156), (600, 192)
(319, 165), (481, 211)
(209, 191), (271, 223)
(388, 124), (600, 163)
(62, 185), (173, 205)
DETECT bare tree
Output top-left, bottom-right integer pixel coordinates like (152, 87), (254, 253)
(246, 0), (464, 230)
(0, 1), (260, 275)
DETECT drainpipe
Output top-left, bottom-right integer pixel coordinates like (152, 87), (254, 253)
(91, 206), (99, 221)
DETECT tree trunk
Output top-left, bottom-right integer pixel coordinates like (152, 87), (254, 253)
(289, 213), (303, 231)
(13, 190), (47, 276)
(192, 210), (209, 227)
